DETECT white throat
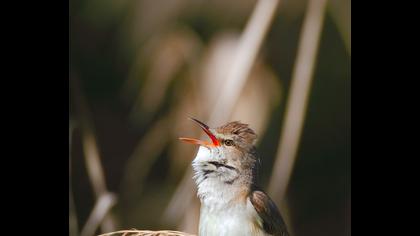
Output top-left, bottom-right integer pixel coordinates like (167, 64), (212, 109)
(192, 146), (244, 209)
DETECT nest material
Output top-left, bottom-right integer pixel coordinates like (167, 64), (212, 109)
(98, 230), (196, 236)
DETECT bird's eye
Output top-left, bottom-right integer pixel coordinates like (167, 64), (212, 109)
(224, 139), (234, 146)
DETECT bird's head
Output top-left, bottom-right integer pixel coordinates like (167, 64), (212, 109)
(180, 118), (259, 189)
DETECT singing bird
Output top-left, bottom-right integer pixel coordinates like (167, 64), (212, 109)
(180, 118), (289, 236)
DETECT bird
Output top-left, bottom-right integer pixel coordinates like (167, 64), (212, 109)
(179, 118), (290, 236)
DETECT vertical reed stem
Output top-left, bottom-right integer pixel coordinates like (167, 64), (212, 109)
(268, 0), (328, 203)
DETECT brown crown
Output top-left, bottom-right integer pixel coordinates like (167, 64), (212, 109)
(215, 121), (257, 145)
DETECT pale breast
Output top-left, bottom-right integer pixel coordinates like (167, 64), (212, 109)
(199, 198), (269, 236)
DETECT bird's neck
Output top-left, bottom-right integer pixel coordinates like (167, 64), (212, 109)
(196, 175), (252, 211)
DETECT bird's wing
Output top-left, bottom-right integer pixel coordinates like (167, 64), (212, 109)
(250, 190), (290, 236)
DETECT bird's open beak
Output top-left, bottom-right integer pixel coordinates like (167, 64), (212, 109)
(179, 118), (220, 147)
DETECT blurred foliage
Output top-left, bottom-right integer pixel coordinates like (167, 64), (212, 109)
(70, 0), (350, 235)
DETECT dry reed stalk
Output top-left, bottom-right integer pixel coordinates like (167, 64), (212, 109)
(69, 121), (79, 236)
(81, 193), (117, 236)
(71, 74), (117, 235)
(267, 0), (328, 209)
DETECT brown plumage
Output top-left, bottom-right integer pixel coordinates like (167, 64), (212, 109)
(250, 190), (289, 236)
(98, 230), (196, 236)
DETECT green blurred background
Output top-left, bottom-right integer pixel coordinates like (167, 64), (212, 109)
(69, 0), (350, 235)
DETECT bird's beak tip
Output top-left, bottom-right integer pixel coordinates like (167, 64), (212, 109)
(179, 118), (220, 147)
